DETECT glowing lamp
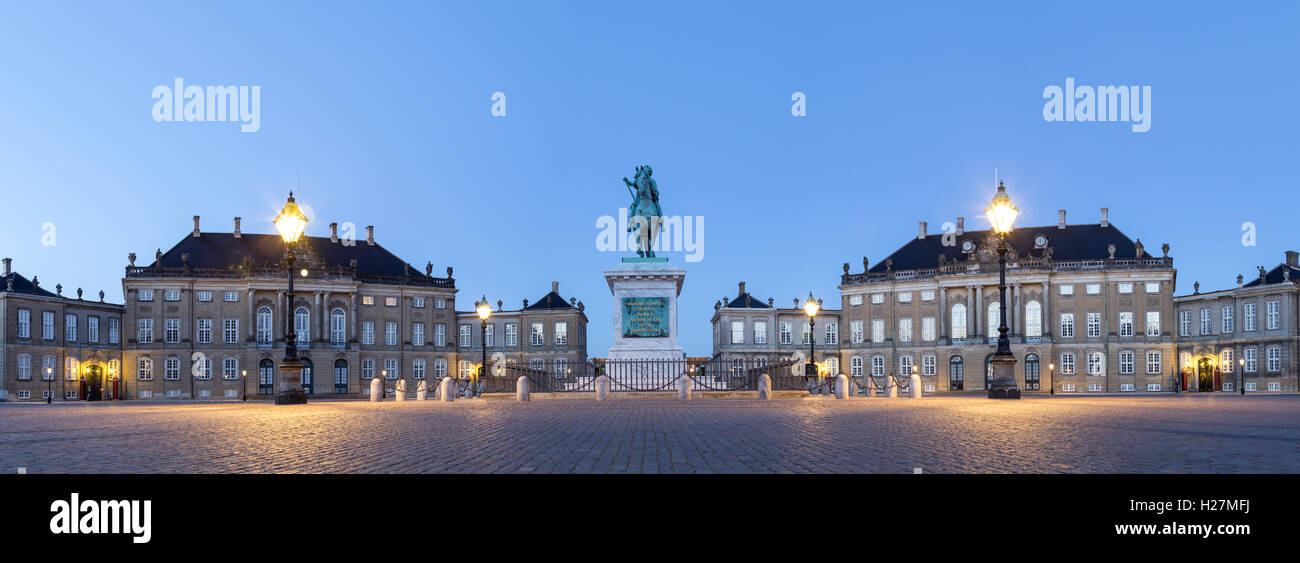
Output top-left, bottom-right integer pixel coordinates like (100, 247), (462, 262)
(274, 192), (309, 244)
(803, 292), (820, 317)
(984, 181), (1019, 235)
(476, 296), (492, 321)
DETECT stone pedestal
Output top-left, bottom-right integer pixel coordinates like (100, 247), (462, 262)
(604, 258), (685, 362)
(275, 359), (307, 405)
(988, 354), (1021, 399)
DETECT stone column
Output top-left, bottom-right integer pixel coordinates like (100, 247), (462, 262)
(974, 286), (983, 339)
(1013, 283), (1022, 337)
(350, 293), (358, 343)
(247, 289), (256, 339)
(1042, 281), (1051, 337)
(276, 290), (286, 342)
(938, 287), (948, 340)
(314, 292), (323, 342)
(322, 291), (331, 343)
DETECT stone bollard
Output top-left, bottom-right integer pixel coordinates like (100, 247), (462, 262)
(439, 377), (455, 402)
(909, 374), (922, 398)
(757, 373), (772, 400)
(848, 378), (858, 397)
(369, 377), (383, 402)
(416, 380), (428, 401)
(886, 377), (898, 398)
(595, 375), (611, 401)
(516, 376), (530, 402)
(867, 379), (877, 398)
(394, 379), (407, 402)
(678, 374), (692, 401)
(835, 374), (848, 399)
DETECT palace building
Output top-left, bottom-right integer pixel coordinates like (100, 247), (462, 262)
(709, 281), (843, 372)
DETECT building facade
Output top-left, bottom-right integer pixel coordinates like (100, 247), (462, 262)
(1172, 251), (1300, 392)
(455, 281), (590, 377)
(1, 258), (124, 401)
(709, 282), (844, 374)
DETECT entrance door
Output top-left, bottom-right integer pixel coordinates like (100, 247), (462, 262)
(301, 359), (314, 394)
(85, 365), (104, 401)
(334, 359), (348, 394)
(1197, 358), (1215, 391)
(1024, 354), (1040, 391)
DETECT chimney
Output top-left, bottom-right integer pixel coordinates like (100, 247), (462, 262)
(233, 217), (242, 238)
(1287, 251), (1299, 268)
(2, 257), (9, 276)
(1057, 210), (1067, 230)
(192, 215), (201, 237)
(918, 221), (927, 240)
(330, 222), (339, 243)
(551, 281), (559, 293)
(1100, 207), (1109, 227)
(365, 225), (374, 246)
(956, 217), (964, 236)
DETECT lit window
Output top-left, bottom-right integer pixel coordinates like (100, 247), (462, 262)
(362, 296), (375, 306)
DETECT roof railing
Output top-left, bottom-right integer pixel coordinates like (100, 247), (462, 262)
(124, 265), (455, 288)
(841, 256), (1172, 285)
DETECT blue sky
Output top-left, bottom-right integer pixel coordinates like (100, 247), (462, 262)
(1, 1), (1296, 355)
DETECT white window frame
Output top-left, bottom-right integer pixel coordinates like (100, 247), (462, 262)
(1146, 351), (1161, 374)
(1059, 313), (1074, 338)
(1118, 311), (1133, 337)
(1086, 312), (1101, 338)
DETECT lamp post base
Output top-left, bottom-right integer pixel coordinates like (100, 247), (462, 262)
(987, 354), (1021, 399)
(276, 359), (308, 405)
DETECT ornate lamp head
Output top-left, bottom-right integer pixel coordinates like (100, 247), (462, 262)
(274, 192), (309, 244)
(984, 181), (1019, 234)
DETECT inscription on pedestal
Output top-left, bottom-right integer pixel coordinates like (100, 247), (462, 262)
(622, 297), (668, 338)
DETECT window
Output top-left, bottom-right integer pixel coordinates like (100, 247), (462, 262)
(951, 304), (967, 339)
(802, 323), (811, 345)
(42, 355), (55, 380)
(42, 312), (54, 339)
(484, 324), (495, 347)
(17, 391), (30, 400)
(871, 294), (884, 305)
(870, 355), (885, 377)
(223, 357), (238, 379)
(65, 314), (77, 342)
(555, 322), (568, 346)
(362, 321), (375, 345)
(850, 356), (863, 377)
(362, 295), (375, 306)
(1200, 308), (1211, 335)
(898, 355), (913, 377)
(921, 354), (936, 376)
(109, 318), (119, 344)
(1222, 306), (1234, 333)
(294, 307), (310, 343)
(384, 358), (398, 379)
(1087, 352), (1104, 375)
(871, 319), (884, 343)
(434, 324), (446, 346)
(88, 316), (99, 343)
(896, 292), (912, 303)
(385, 321), (398, 346)
(949, 356), (964, 390)
(1146, 312), (1160, 336)
(164, 357), (180, 380)
(361, 359), (375, 379)
(197, 291), (212, 302)
(17, 355), (31, 380)
(138, 318), (154, 344)
(530, 323), (544, 346)
(1117, 283), (1133, 294)
(1220, 349), (1233, 373)
(454, 324), (470, 348)
(17, 309), (30, 338)
(1266, 346), (1281, 372)
(1059, 284), (1074, 296)
(779, 322), (792, 345)
(824, 322), (837, 345)
(384, 297), (398, 307)
(199, 356), (214, 380)
(506, 323), (518, 347)
(849, 295), (863, 306)
(921, 317), (935, 342)
(1086, 312), (1101, 338)
(1025, 355), (1040, 390)
(259, 360), (275, 391)
(330, 309), (346, 344)
(138, 289), (154, 301)
(1268, 382), (1281, 392)
(433, 359), (447, 379)
(1145, 282), (1160, 294)
(164, 289), (180, 301)
(412, 322), (425, 346)
(920, 290), (935, 302)
(137, 357), (153, 380)
(413, 297), (425, 308)
(1119, 351), (1134, 374)
(164, 318), (179, 343)
(413, 359), (426, 379)
(1244, 303), (1257, 331)
(986, 302), (1000, 338)
(897, 317), (912, 342)
(1243, 348), (1257, 372)
(1119, 312), (1133, 337)
(1086, 284), (1100, 295)
(196, 318), (212, 344)
(1059, 313), (1074, 338)
(64, 357), (79, 381)
(1146, 351), (1162, 374)
(1243, 382), (1255, 392)
(850, 320), (863, 344)
(1060, 353), (1076, 375)
(527, 359), (543, 373)
(435, 298), (446, 309)
(1266, 301), (1280, 330)
(257, 307), (273, 344)
(753, 321), (767, 345)
(66, 389), (78, 400)
(1024, 301), (1041, 338)
(1179, 311), (1190, 336)
(224, 291), (238, 302)
(824, 357), (839, 376)
(1062, 383), (1076, 392)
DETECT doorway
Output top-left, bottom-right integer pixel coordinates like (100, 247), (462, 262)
(1197, 357), (1215, 392)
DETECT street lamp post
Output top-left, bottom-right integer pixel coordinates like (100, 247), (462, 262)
(985, 180), (1021, 399)
(242, 369), (248, 401)
(46, 367), (53, 404)
(1239, 358), (1245, 395)
(273, 192), (309, 405)
(476, 296), (493, 399)
(802, 292), (820, 384)
(1049, 362), (1055, 395)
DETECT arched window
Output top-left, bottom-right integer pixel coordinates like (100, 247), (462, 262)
(850, 356), (863, 377)
(1025, 300), (1042, 337)
(330, 308), (346, 344)
(334, 359), (348, 393)
(258, 359), (274, 394)
(949, 356), (964, 390)
(987, 302), (1000, 338)
(256, 307), (273, 344)
(951, 304), (967, 339)
(1025, 354), (1040, 390)
(294, 307), (310, 344)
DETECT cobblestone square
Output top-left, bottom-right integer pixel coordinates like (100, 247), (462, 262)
(1, 395), (1297, 474)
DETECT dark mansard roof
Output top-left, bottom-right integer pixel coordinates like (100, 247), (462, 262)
(869, 223), (1154, 273)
